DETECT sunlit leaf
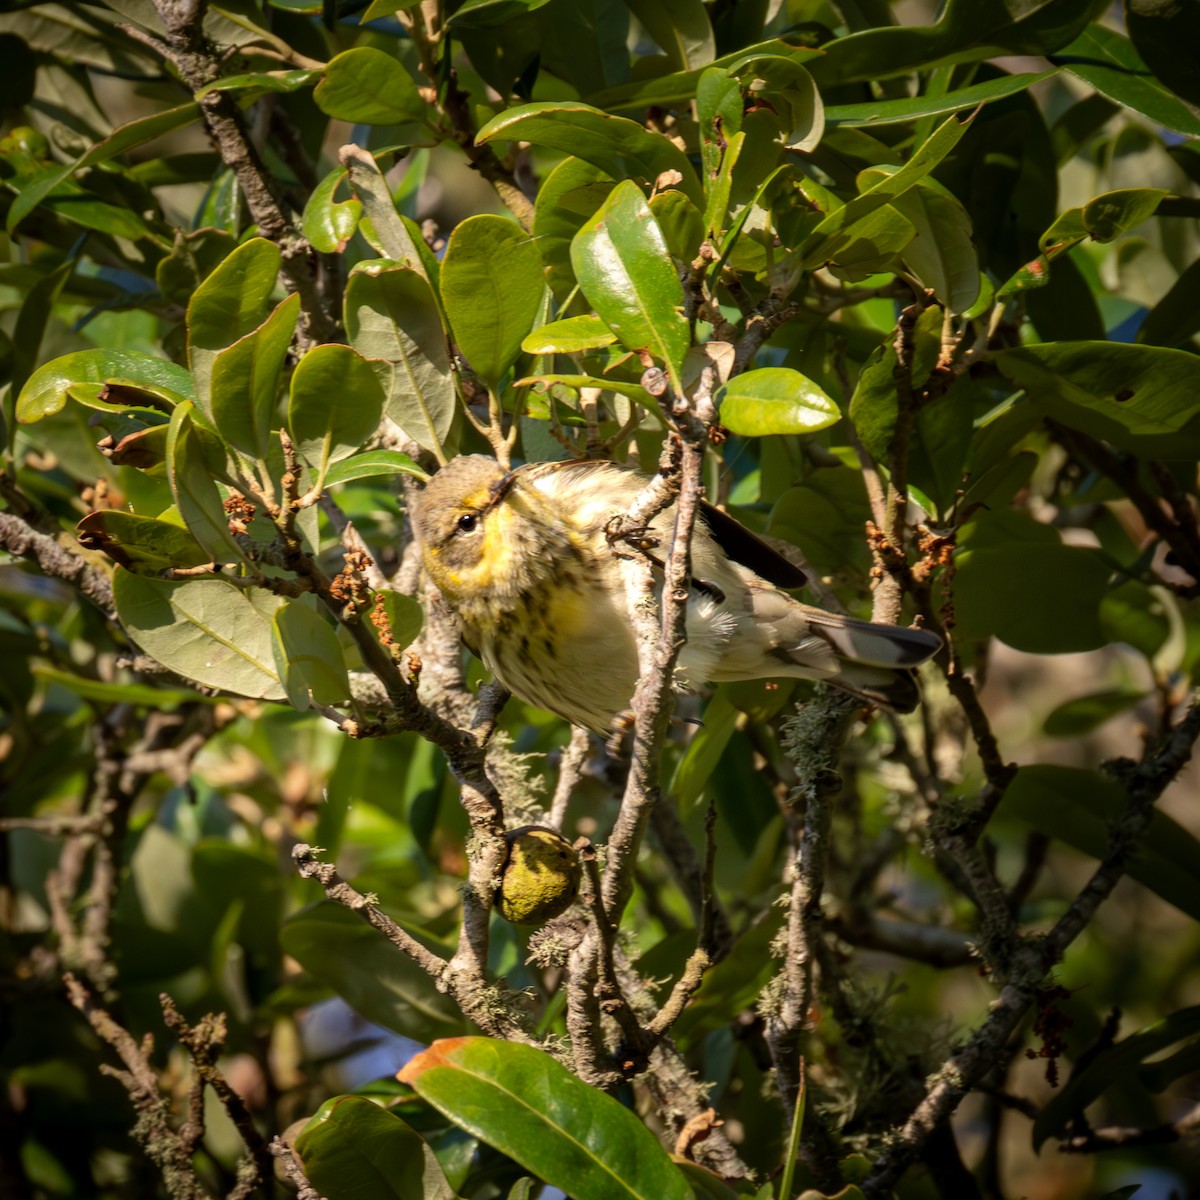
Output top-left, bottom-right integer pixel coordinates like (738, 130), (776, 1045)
(400, 1038), (692, 1200)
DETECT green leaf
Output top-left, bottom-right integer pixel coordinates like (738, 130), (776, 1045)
(1032, 1004), (1200, 1149)
(810, 0), (1097, 87)
(623, 0), (715, 71)
(999, 764), (1200, 925)
(1137, 254), (1200, 348)
(1042, 688), (1148, 737)
(166, 403), (245, 565)
(75, 510), (210, 574)
(825, 69), (1058, 126)
(281, 902), (462, 1042)
(587, 38), (821, 111)
(31, 664), (206, 711)
(16, 350), (195, 424)
(532, 157), (614, 300)
(570, 180), (690, 389)
(341, 151), (432, 276)
(303, 166), (363, 254)
(288, 344), (385, 484)
(477, 102), (702, 205)
(718, 367), (840, 437)
(521, 314), (617, 354)
(768, 469), (872, 577)
(670, 689), (738, 809)
(1053, 23), (1200, 138)
(994, 341), (1200, 456)
(376, 591), (425, 652)
(6, 256), (75, 443)
(1081, 187), (1166, 242)
(953, 540), (1112, 653)
(446, 0), (554, 26)
(296, 1095), (456, 1200)
(210, 293), (299, 460)
(112, 570), (286, 700)
(515, 374), (655, 408)
(1100, 579), (1171, 660)
(1126, 0), (1200, 109)
(400, 1038), (692, 1200)
(440, 215), (545, 388)
(187, 237), (282, 413)
(195, 67), (319, 100)
(323, 450), (428, 487)
(651, 189), (706, 265)
(889, 179), (981, 315)
(6, 101), (199, 234)
(345, 265), (455, 460)
(314, 48), (426, 125)
(802, 113), (971, 267)
(272, 600), (351, 709)
(849, 307), (943, 461)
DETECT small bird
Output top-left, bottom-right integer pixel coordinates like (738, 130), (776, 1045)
(411, 455), (941, 733)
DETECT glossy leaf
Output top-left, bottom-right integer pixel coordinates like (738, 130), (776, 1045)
(210, 293), (300, 460)
(113, 571), (286, 700)
(441, 215), (544, 388)
(802, 114), (970, 267)
(323, 450), (428, 487)
(187, 237), (281, 412)
(515, 373), (655, 408)
(533, 157), (614, 299)
(477, 102), (702, 205)
(16, 349), (195, 424)
(341, 150), (431, 276)
(314, 48), (427, 125)
(995, 341), (1200, 456)
(825, 69), (1057, 126)
(288, 344), (385, 483)
(624, 0), (715, 71)
(6, 101), (199, 234)
(272, 600), (350, 709)
(1053, 23), (1200, 138)
(810, 0), (1096, 87)
(571, 180), (690, 388)
(718, 368), (840, 437)
(400, 1038), (692, 1200)
(281, 902), (462, 1042)
(446, 0), (553, 25)
(1125, 0), (1200, 109)
(521, 315), (617, 355)
(345, 265), (455, 459)
(296, 1095), (456, 1200)
(859, 172), (980, 313)
(166, 403), (244, 565)
(587, 38), (822, 111)
(303, 166), (363, 254)
(75, 510), (210, 574)
(650, 190), (706, 263)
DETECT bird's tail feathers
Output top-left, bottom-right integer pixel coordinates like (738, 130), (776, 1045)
(805, 611), (942, 669)
(826, 660), (923, 713)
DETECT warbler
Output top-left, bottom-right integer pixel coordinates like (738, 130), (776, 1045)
(411, 455), (941, 733)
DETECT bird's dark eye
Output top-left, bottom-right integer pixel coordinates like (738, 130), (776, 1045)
(456, 513), (478, 534)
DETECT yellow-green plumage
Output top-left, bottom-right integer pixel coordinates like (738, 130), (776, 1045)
(411, 455), (941, 732)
